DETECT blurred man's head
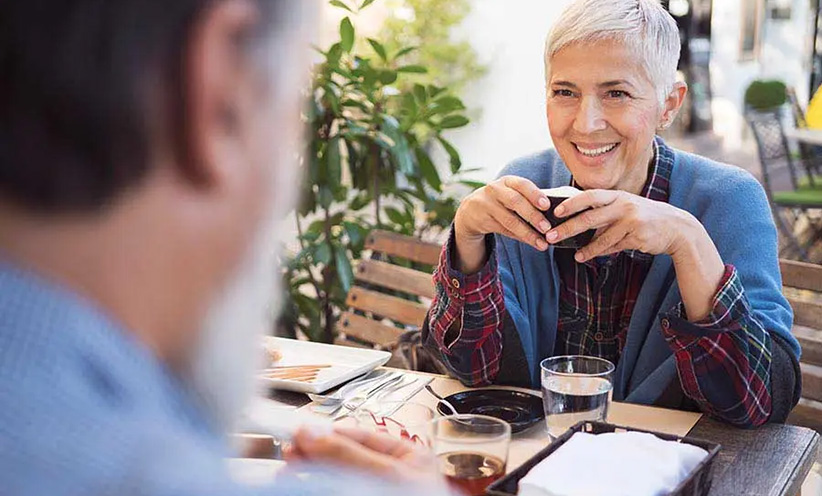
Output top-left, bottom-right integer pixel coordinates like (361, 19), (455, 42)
(0, 0), (310, 429)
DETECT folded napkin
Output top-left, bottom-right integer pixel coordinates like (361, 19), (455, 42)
(519, 431), (708, 496)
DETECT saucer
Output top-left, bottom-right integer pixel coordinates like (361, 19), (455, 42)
(437, 389), (544, 434)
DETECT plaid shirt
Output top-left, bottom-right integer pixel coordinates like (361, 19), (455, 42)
(429, 138), (774, 427)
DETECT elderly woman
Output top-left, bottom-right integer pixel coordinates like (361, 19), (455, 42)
(423, 0), (801, 427)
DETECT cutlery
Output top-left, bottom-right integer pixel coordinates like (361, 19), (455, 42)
(425, 384), (459, 415)
(308, 369), (388, 406)
(335, 373), (405, 418)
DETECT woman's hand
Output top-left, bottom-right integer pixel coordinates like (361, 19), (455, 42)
(546, 189), (725, 321)
(454, 176), (551, 273)
(545, 189), (696, 263)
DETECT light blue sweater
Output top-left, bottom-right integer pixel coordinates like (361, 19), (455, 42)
(494, 144), (799, 403)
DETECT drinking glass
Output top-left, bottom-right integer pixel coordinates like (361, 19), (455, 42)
(353, 401), (433, 446)
(429, 414), (511, 496)
(540, 355), (615, 439)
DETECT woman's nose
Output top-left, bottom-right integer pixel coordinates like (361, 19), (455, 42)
(572, 97), (607, 134)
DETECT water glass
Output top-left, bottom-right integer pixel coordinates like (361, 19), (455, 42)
(429, 414), (511, 496)
(540, 355), (615, 439)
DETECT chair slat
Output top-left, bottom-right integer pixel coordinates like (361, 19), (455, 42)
(801, 363), (822, 403)
(789, 297), (822, 329)
(333, 336), (372, 349)
(794, 325), (822, 368)
(366, 230), (441, 266)
(781, 259), (822, 292)
(788, 398), (822, 433)
(336, 312), (404, 347)
(355, 259), (435, 299)
(346, 287), (428, 327)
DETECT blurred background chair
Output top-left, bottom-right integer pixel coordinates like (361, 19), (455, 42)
(746, 109), (822, 261)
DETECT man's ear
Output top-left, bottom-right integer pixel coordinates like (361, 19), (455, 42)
(181, 0), (258, 189)
(658, 81), (688, 131)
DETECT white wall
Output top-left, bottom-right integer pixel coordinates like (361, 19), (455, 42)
(710, 0), (814, 150)
(434, 0), (575, 183)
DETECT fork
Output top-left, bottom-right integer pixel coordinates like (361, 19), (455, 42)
(336, 373), (404, 417)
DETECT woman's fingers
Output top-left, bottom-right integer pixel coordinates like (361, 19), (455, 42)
(546, 202), (622, 245)
(574, 222), (631, 262)
(489, 206), (548, 251)
(292, 428), (400, 475)
(554, 189), (621, 218)
(495, 177), (551, 234)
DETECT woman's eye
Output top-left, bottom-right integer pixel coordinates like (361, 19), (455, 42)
(552, 89), (575, 98)
(607, 90), (629, 99)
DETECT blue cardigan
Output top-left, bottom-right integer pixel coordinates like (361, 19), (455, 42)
(493, 144), (800, 403)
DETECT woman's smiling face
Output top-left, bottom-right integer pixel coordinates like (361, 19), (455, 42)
(546, 38), (675, 194)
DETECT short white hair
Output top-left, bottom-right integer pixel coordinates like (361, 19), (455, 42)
(544, 0), (681, 105)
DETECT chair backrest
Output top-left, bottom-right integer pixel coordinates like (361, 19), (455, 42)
(746, 109), (800, 194)
(787, 86), (807, 129)
(781, 259), (822, 432)
(335, 230), (440, 349)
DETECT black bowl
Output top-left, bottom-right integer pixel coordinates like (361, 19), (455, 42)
(436, 389), (544, 434)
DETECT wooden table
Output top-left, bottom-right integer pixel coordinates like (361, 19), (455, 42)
(785, 128), (822, 146)
(331, 372), (821, 496)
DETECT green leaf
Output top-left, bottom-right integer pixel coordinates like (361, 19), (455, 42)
(459, 179), (486, 190)
(330, 0), (353, 12)
(413, 83), (427, 104)
(415, 148), (442, 191)
(431, 96), (465, 114)
(334, 248), (355, 291)
(385, 207), (407, 225)
(349, 192), (371, 211)
(438, 115), (470, 129)
(380, 116), (415, 175)
(326, 137), (342, 188)
(367, 38), (387, 60)
(318, 185), (334, 209)
(378, 70), (397, 85)
(360, 0), (377, 9)
(327, 43), (343, 66)
(394, 46), (417, 59)
(397, 65), (427, 74)
(340, 18), (355, 53)
(307, 219), (325, 235)
(342, 221), (366, 246)
(438, 137), (462, 173)
(314, 243), (332, 265)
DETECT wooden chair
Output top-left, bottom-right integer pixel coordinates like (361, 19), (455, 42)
(334, 230), (441, 366)
(782, 259), (822, 432)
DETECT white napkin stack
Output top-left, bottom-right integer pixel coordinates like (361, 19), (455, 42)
(518, 431), (708, 496)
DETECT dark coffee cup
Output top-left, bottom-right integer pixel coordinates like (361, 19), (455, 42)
(541, 187), (596, 249)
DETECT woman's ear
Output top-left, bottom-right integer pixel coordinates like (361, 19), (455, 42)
(658, 81), (688, 130)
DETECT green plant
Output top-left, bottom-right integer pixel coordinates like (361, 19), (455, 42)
(744, 80), (787, 111)
(278, 0), (480, 344)
(380, 0), (487, 96)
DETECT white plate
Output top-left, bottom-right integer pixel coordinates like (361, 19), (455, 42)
(226, 458), (286, 486)
(260, 337), (391, 394)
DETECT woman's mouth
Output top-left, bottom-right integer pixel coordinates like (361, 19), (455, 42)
(573, 142), (619, 157)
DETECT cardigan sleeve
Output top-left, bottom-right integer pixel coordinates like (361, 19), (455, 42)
(423, 226), (506, 385)
(660, 264), (774, 427)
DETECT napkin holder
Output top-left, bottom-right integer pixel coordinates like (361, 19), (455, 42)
(487, 421), (721, 496)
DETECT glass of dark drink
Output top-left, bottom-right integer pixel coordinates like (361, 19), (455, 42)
(429, 414), (511, 496)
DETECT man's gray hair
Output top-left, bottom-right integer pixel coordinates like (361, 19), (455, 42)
(544, 0), (681, 105)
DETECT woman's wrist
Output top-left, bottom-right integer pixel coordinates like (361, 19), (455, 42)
(453, 217), (488, 275)
(669, 213), (725, 321)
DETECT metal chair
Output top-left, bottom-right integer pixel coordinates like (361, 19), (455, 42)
(746, 109), (822, 261)
(786, 87), (822, 188)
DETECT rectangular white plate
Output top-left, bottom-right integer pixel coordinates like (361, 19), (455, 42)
(260, 337), (391, 394)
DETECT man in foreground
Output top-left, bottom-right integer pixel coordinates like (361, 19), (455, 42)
(0, 1), (449, 494)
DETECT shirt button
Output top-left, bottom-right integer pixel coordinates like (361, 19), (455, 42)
(661, 318), (670, 329)
(451, 278), (461, 289)
(594, 332), (604, 342)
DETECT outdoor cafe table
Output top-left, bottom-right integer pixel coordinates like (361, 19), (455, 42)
(300, 370), (821, 496)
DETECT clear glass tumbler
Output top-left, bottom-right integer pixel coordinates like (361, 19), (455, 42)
(540, 355), (615, 439)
